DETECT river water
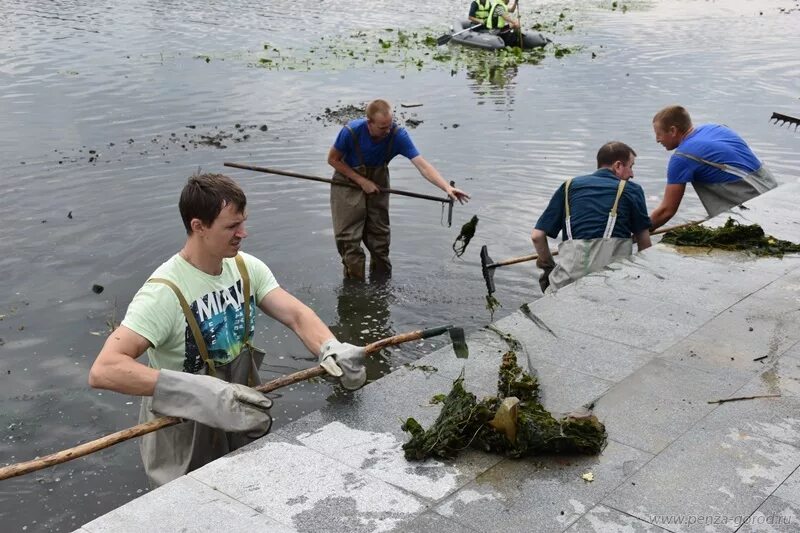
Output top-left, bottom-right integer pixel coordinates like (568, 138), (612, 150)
(1, 0), (798, 530)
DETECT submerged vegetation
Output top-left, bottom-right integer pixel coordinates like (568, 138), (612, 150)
(401, 351), (607, 460)
(661, 218), (800, 257)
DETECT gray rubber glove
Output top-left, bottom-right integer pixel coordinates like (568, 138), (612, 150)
(152, 369), (273, 434)
(319, 338), (367, 390)
(536, 256), (556, 293)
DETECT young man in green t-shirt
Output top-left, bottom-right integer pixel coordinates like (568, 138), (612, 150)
(89, 173), (365, 487)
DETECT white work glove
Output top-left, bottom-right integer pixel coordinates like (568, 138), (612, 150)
(319, 338), (367, 390)
(152, 369), (272, 436)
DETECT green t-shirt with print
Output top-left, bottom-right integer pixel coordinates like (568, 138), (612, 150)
(122, 252), (279, 373)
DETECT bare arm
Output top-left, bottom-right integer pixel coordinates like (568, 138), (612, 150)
(259, 287), (335, 356)
(649, 183), (686, 230)
(531, 229), (554, 265)
(410, 155), (470, 203)
(634, 228), (652, 251)
(88, 326), (159, 396)
(327, 146), (379, 194)
(502, 13), (521, 28)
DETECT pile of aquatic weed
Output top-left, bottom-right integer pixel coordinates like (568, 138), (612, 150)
(401, 351), (607, 461)
(661, 218), (800, 257)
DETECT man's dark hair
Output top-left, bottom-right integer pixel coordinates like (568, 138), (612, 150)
(179, 173), (247, 234)
(596, 141), (637, 168)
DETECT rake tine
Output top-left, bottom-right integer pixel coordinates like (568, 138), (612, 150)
(480, 245), (496, 295)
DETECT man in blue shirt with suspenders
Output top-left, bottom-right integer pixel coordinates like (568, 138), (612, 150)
(532, 142), (652, 292)
(327, 99), (469, 280)
(649, 105), (777, 229)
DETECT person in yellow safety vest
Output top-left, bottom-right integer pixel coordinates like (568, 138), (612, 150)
(468, 0), (493, 26)
(532, 142), (653, 293)
(485, 0), (520, 30)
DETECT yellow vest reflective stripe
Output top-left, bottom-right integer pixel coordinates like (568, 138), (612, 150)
(485, 0), (508, 30)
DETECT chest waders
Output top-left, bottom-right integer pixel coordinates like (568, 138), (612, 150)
(547, 179), (633, 292)
(674, 152), (777, 217)
(330, 125), (396, 280)
(139, 254), (268, 487)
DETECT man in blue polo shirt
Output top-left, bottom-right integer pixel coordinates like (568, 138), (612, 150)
(532, 142), (652, 292)
(649, 105), (777, 229)
(327, 99), (470, 280)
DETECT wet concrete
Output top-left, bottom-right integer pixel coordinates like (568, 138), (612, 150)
(76, 183), (800, 531)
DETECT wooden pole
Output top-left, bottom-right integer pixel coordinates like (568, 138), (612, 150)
(486, 219), (705, 269)
(0, 326), (450, 481)
(224, 162), (451, 204)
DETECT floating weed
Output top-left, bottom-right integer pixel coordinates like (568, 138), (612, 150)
(553, 44), (583, 58)
(244, 25), (581, 75)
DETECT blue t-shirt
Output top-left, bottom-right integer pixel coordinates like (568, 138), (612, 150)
(535, 169), (651, 241)
(667, 124), (761, 185)
(333, 118), (420, 168)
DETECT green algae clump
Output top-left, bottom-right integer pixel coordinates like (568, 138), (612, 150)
(453, 215), (479, 257)
(401, 351), (607, 461)
(661, 218), (800, 257)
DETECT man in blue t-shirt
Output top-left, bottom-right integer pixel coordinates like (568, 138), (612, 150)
(649, 105), (777, 229)
(327, 98), (470, 280)
(532, 142), (652, 292)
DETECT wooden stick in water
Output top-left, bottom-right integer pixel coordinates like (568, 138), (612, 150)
(0, 325), (453, 481)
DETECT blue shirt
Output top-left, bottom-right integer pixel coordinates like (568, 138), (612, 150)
(667, 124), (761, 185)
(535, 169), (651, 240)
(333, 118), (420, 168)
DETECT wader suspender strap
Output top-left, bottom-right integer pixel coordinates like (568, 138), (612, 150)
(564, 178), (627, 241)
(383, 126), (397, 168)
(603, 179), (628, 239)
(234, 254), (251, 347)
(345, 124), (397, 172)
(147, 277), (216, 377)
(564, 179), (574, 241)
(148, 254), (252, 379)
(233, 254), (259, 387)
(345, 125), (366, 168)
(674, 151), (754, 181)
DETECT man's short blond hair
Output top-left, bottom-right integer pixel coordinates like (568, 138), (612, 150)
(366, 99), (392, 121)
(653, 105), (693, 133)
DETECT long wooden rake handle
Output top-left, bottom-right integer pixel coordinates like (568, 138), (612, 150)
(0, 326), (452, 481)
(487, 219), (703, 269)
(224, 162), (452, 204)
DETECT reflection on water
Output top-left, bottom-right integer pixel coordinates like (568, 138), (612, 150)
(330, 279), (396, 381)
(1, 0), (800, 530)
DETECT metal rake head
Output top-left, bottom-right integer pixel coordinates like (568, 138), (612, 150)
(770, 112), (800, 131)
